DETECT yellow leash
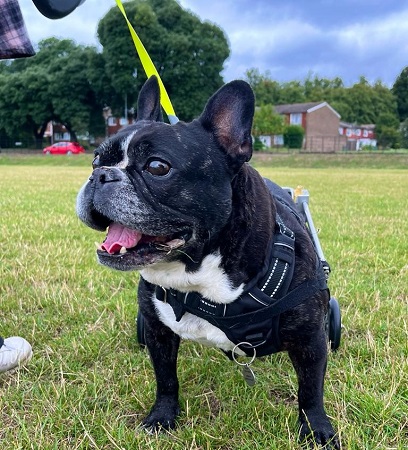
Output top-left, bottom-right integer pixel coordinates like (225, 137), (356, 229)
(115, 0), (179, 124)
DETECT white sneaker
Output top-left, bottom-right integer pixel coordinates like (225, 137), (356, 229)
(0, 336), (33, 373)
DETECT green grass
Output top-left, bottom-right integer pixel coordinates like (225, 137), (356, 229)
(1, 150), (407, 169)
(0, 154), (407, 449)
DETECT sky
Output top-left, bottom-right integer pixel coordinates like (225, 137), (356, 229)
(18, 0), (408, 87)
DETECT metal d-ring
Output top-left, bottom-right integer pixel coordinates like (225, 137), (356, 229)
(231, 342), (257, 365)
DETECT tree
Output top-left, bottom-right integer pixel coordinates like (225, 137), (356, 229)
(0, 38), (105, 145)
(375, 112), (401, 148)
(392, 67), (408, 121)
(0, 67), (52, 146)
(303, 73), (338, 101)
(252, 105), (285, 137)
(279, 81), (305, 104)
(399, 118), (408, 148)
(50, 45), (101, 140)
(342, 77), (375, 123)
(245, 68), (282, 106)
(97, 0), (229, 121)
(330, 77), (398, 127)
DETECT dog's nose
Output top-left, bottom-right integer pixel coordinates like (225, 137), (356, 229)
(89, 167), (123, 184)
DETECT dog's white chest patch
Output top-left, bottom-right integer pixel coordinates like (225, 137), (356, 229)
(141, 252), (243, 303)
(152, 300), (237, 351)
(141, 252), (244, 352)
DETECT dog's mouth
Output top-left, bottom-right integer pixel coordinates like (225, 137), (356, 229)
(96, 222), (190, 269)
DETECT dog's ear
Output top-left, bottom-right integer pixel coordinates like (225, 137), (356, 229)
(136, 75), (163, 122)
(199, 80), (255, 169)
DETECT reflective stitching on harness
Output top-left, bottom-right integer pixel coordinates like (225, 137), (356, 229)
(271, 262), (288, 297)
(275, 242), (294, 250)
(261, 259), (278, 292)
(277, 217), (295, 239)
(200, 299), (217, 309)
(248, 292), (269, 307)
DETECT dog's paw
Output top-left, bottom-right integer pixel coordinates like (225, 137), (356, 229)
(141, 399), (180, 433)
(299, 415), (340, 449)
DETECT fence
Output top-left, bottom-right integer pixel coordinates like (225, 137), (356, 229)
(261, 134), (348, 153)
(0, 135), (39, 150)
(303, 135), (347, 153)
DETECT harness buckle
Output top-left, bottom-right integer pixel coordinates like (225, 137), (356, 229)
(277, 220), (295, 240)
(156, 285), (167, 303)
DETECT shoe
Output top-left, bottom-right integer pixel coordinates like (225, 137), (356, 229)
(0, 337), (32, 373)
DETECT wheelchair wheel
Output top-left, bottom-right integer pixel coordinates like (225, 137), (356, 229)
(328, 297), (341, 351)
(136, 310), (146, 348)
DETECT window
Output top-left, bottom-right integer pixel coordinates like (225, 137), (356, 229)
(54, 132), (70, 141)
(356, 129), (361, 136)
(274, 135), (284, 145)
(289, 113), (302, 125)
(363, 129), (368, 137)
(119, 117), (128, 126)
(108, 117), (116, 126)
(346, 128), (352, 137)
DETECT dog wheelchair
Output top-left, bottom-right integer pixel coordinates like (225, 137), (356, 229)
(136, 186), (341, 352)
(282, 186), (341, 351)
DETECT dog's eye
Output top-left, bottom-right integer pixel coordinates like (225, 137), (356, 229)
(145, 159), (171, 176)
(92, 154), (100, 169)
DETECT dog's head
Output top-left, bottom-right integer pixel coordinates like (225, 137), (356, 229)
(76, 76), (255, 271)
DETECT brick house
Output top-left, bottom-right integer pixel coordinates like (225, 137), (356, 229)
(274, 101), (347, 152)
(339, 121), (376, 150)
(43, 121), (71, 142)
(106, 116), (134, 136)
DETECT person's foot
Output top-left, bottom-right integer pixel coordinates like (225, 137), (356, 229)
(0, 337), (32, 373)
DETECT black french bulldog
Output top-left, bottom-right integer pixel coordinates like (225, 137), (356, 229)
(76, 76), (339, 448)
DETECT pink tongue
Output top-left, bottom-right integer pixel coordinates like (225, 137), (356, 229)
(101, 223), (143, 254)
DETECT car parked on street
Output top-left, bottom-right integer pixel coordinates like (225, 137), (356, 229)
(43, 141), (85, 155)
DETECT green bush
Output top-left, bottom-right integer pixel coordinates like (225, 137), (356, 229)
(253, 136), (265, 151)
(376, 126), (401, 149)
(283, 125), (304, 149)
(360, 144), (377, 151)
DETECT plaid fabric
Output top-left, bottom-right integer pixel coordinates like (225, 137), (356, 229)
(0, 0), (35, 59)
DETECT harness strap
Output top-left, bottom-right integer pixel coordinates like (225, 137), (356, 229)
(155, 213), (296, 324)
(156, 277), (322, 320)
(259, 215), (295, 298)
(153, 193), (328, 357)
(215, 278), (323, 351)
(155, 277), (325, 356)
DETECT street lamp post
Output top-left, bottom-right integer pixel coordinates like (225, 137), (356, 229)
(102, 106), (112, 139)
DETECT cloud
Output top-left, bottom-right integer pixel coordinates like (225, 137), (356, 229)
(230, 21), (321, 58)
(219, 1), (408, 85)
(18, 0), (408, 86)
(329, 9), (408, 83)
(336, 9), (408, 53)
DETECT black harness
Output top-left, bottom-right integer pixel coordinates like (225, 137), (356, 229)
(155, 181), (328, 358)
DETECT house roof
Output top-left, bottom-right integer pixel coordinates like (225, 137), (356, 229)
(274, 102), (322, 114)
(340, 121), (375, 129)
(275, 101), (341, 118)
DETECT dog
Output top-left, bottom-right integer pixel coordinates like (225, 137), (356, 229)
(76, 76), (339, 448)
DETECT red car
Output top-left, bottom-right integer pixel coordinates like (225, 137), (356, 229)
(43, 141), (85, 155)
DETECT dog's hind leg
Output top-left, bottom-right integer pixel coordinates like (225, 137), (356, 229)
(288, 331), (340, 449)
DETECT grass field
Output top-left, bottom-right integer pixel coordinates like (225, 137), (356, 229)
(0, 153), (407, 449)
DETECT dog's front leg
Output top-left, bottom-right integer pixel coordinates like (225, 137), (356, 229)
(138, 281), (181, 431)
(142, 323), (181, 431)
(288, 331), (340, 449)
